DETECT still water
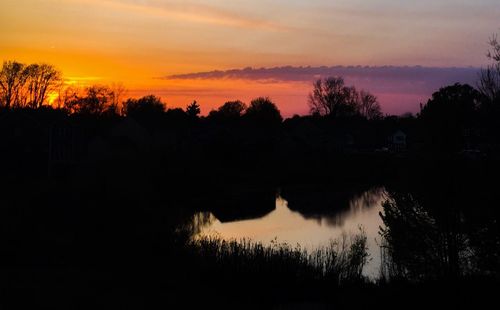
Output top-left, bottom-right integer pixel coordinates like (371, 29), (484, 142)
(193, 187), (387, 278)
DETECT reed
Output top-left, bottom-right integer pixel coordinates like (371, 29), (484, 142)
(185, 229), (369, 285)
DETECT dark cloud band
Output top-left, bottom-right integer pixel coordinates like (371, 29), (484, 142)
(164, 65), (480, 94)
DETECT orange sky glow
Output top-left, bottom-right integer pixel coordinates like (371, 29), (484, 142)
(1, 0), (498, 116)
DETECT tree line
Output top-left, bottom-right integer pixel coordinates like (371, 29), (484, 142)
(1, 35), (499, 126)
(0, 61), (382, 122)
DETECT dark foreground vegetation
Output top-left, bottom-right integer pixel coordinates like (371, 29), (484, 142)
(2, 166), (499, 309)
(1, 37), (500, 308)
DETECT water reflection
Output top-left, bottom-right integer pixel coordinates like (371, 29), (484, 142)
(192, 187), (387, 277)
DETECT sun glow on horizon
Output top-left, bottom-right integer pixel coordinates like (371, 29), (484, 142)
(47, 92), (60, 106)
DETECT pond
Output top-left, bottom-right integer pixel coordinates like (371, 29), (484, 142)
(192, 187), (387, 278)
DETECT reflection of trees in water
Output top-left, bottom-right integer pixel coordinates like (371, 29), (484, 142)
(379, 191), (498, 281)
(186, 186), (387, 239)
(283, 185), (386, 227)
(180, 212), (217, 237)
(185, 183), (499, 283)
(323, 187), (387, 227)
(351, 187), (387, 212)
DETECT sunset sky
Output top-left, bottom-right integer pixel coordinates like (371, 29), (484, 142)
(1, 0), (498, 116)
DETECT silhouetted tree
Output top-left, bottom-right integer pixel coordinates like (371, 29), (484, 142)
(244, 97), (282, 125)
(308, 77), (360, 118)
(0, 61), (62, 109)
(420, 83), (480, 151)
(122, 95), (165, 119)
(308, 77), (382, 120)
(59, 85), (79, 111)
(380, 192), (449, 281)
(64, 85), (116, 116)
(186, 100), (201, 118)
(164, 107), (189, 125)
(420, 84), (479, 122)
(359, 90), (382, 120)
(0, 61), (29, 108)
(380, 189), (477, 281)
(208, 100), (247, 121)
(24, 63), (62, 108)
(109, 83), (127, 114)
(478, 34), (500, 105)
